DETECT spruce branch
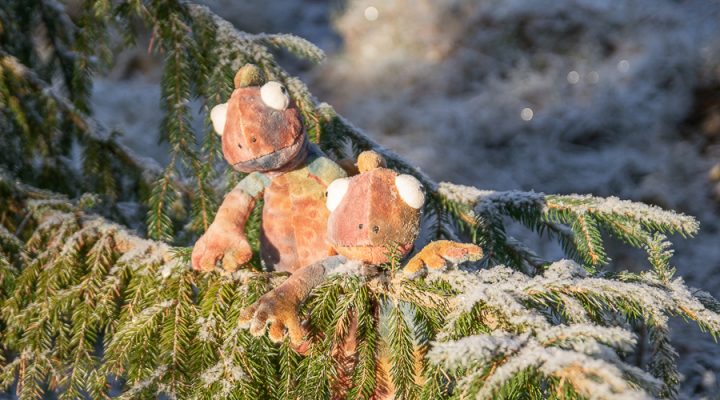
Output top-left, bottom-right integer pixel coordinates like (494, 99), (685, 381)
(0, 52), (164, 181)
(438, 184), (698, 269)
(1, 2), (719, 399)
(387, 302), (419, 400)
(1, 178), (718, 399)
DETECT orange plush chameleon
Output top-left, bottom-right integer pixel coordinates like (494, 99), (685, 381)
(191, 64), (347, 273)
(239, 151), (483, 345)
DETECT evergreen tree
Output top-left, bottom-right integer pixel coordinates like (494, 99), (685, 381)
(0, 1), (718, 399)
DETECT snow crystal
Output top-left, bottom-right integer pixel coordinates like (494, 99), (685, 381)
(200, 358), (246, 395)
(197, 315), (217, 342)
(557, 293), (591, 323)
(114, 243), (151, 265)
(544, 259), (588, 280)
(122, 364), (167, 398)
(537, 347), (651, 400)
(159, 262), (175, 279)
(200, 361), (223, 386)
(538, 324), (636, 353)
(326, 259), (364, 276)
(130, 300), (174, 326)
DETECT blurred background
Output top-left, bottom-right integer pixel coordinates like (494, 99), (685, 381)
(89, 0), (720, 397)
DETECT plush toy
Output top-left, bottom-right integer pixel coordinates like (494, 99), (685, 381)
(239, 151), (483, 346)
(191, 64), (347, 273)
(326, 152), (482, 269)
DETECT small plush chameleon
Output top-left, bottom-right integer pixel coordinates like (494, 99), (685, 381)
(239, 151), (483, 345)
(191, 64), (347, 274)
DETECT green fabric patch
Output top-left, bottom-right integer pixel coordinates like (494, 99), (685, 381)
(308, 156), (347, 185)
(236, 172), (270, 198)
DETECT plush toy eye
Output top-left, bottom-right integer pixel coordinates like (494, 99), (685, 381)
(210, 103), (228, 136)
(260, 81), (290, 111)
(395, 174), (425, 209)
(326, 178), (350, 212)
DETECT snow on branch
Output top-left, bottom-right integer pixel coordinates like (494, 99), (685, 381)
(437, 182), (698, 268)
(437, 183), (698, 236)
(188, 5), (325, 78)
(428, 331), (527, 369)
(434, 260), (720, 338)
(546, 194), (699, 237)
(420, 258), (720, 396)
(430, 336), (659, 400)
(2, 173), (719, 399)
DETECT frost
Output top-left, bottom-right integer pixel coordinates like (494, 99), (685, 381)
(434, 338), (658, 400)
(436, 183), (486, 206)
(326, 259), (364, 276)
(428, 332), (527, 369)
(197, 315), (217, 342)
(557, 293), (591, 323)
(121, 365), (167, 398)
(200, 361), (223, 385)
(433, 259), (720, 349)
(538, 325), (636, 353)
(544, 259), (589, 280)
(474, 190), (546, 216)
(0, 225), (22, 248)
(229, 269), (262, 282)
(436, 184), (699, 237)
(548, 195), (699, 235)
(199, 358), (246, 395)
(115, 242), (153, 265)
(534, 346), (652, 400)
(130, 300), (174, 326)
(159, 262), (175, 279)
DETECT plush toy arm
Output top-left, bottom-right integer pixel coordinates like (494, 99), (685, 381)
(403, 240), (483, 278)
(191, 172), (269, 272)
(239, 256), (351, 345)
(215, 172), (268, 228)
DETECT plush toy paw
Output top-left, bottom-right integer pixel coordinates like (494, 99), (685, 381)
(191, 224), (252, 272)
(238, 287), (309, 345)
(403, 240), (483, 278)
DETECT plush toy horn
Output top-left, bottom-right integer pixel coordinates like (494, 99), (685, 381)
(234, 64), (266, 88)
(356, 150), (386, 173)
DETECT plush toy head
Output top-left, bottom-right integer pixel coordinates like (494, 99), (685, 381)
(326, 151), (425, 264)
(210, 64), (307, 173)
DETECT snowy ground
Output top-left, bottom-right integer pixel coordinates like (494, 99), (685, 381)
(92, 0), (720, 397)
